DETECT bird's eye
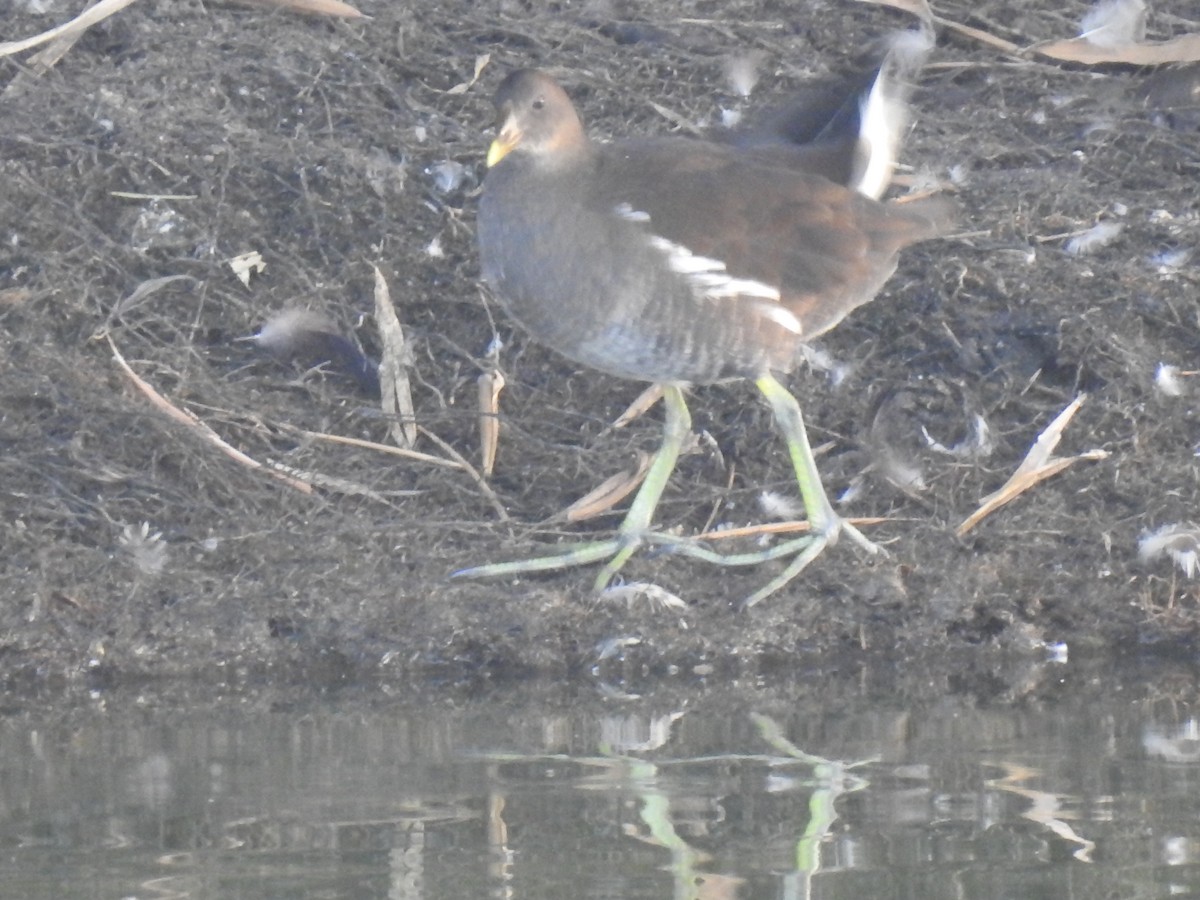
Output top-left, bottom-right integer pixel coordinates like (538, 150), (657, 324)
(532, 97), (545, 110)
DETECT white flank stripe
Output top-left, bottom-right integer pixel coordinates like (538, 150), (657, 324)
(647, 236), (781, 301)
(615, 208), (796, 332)
(757, 302), (802, 334)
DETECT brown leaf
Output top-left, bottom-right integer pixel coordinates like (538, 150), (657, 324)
(1032, 33), (1200, 66)
(562, 452), (652, 522)
(374, 267), (418, 449)
(477, 369), (505, 477)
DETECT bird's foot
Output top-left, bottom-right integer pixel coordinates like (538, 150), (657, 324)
(452, 537), (626, 582)
(453, 530), (659, 592)
(641, 512), (881, 609)
(834, 516), (884, 558)
(452, 515), (881, 608)
(735, 512), (884, 609)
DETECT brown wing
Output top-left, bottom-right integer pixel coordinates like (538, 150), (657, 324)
(590, 137), (948, 339)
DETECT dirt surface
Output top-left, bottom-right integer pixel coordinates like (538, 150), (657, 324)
(2, 0), (1199, 697)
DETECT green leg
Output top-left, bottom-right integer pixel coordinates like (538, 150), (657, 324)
(756, 373), (837, 534)
(736, 373), (880, 607)
(634, 374), (878, 606)
(590, 383), (690, 590)
(452, 383), (691, 589)
(453, 375), (879, 607)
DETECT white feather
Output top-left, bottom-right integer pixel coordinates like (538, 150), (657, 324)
(1151, 247), (1191, 274)
(1080, 0), (1146, 48)
(1139, 523), (1200, 579)
(1154, 363), (1185, 397)
(800, 344), (853, 386)
(855, 74), (897, 200)
(758, 490), (803, 521)
(922, 414), (994, 458)
(723, 51), (766, 99)
(252, 309), (336, 350)
(1064, 221), (1123, 256)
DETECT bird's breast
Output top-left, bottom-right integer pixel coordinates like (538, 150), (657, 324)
(478, 168), (802, 384)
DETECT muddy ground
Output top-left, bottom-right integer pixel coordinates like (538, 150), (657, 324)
(1, 0), (1199, 701)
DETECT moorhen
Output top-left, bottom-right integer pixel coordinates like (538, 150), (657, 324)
(457, 55), (950, 607)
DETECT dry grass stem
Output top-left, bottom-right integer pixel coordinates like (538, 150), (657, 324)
(446, 54), (491, 95)
(108, 336), (314, 494)
(417, 427), (510, 522)
(696, 517), (890, 541)
(226, 0), (363, 17)
(855, 0), (934, 22)
(0, 0), (141, 59)
(283, 428), (464, 469)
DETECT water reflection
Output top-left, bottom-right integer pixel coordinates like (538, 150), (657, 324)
(2, 666), (1200, 899)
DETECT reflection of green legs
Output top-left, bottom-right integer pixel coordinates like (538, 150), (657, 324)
(453, 375), (879, 605)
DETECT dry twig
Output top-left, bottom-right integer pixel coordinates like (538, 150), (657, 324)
(417, 426), (510, 522)
(108, 336), (314, 494)
(696, 516), (890, 542)
(0, 0), (362, 68)
(0, 0), (140, 59)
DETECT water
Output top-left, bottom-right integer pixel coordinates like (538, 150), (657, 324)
(2, 658), (1199, 899)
